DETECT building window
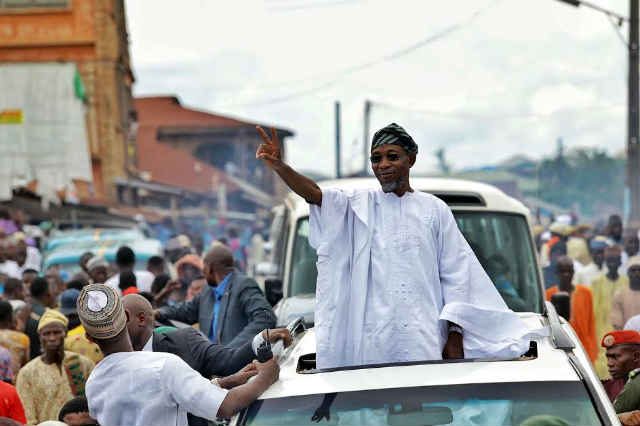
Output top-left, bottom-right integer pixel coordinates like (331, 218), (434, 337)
(0, 0), (70, 9)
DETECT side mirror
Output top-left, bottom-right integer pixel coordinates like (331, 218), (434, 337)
(265, 278), (283, 306)
(550, 292), (571, 321)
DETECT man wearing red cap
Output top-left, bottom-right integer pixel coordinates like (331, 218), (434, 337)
(602, 330), (640, 413)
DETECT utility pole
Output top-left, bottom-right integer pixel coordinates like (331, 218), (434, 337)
(555, 0), (638, 223)
(335, 101), (342, 179)
(363, 99), (372, 176)
(629, 0), (640, 223)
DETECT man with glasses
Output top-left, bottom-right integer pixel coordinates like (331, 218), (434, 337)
(256, 123), (534, 369)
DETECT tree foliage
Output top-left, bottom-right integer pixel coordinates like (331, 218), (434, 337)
(537, 147), (624, 217)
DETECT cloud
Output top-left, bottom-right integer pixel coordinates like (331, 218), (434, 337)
(529, 84), (598, 115)
(126, 0), (630, 175)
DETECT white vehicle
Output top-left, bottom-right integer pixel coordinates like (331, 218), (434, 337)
(230, 308), (618, 425)
(260, 177), (544, 325)
(246, 177), (618, 425)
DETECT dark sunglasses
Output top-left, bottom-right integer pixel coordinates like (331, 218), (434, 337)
(370, 152), (404, 164)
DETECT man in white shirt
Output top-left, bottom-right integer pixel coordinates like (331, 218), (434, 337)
(124, 293), (291, 426)
(573, 237), (608, 287)
(104, 246), (154, 293)
(256, 124), (535, 369)
(78, 284), (279, 426)
(0, 239), (20, 279)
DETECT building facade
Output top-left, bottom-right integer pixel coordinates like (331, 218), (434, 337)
(129, 96), (294, 224)
(0, 0), (135, 202)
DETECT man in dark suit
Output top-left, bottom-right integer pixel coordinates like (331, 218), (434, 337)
(155, 244), (276, 347)
(124, 294), (291, 378)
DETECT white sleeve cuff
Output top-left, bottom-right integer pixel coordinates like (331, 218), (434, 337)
(252, 331), (265, 356)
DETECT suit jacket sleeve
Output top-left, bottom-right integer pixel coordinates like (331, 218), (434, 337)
(157, 293), (201, 325)
(180, 328), (255, 378)
(225, 277), (276, 348)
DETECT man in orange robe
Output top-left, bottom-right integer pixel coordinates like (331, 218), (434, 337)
(546, 256), (597, 362)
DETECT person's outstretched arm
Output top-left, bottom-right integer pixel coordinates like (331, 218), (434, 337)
(166, 354), (279, 421)
(217, 358), (280, 418)
(256, 126), (322, 206)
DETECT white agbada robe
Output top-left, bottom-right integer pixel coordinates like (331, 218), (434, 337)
(309, 188), (538, 369)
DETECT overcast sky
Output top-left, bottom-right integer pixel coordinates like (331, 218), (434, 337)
(126, 0), (629, 177)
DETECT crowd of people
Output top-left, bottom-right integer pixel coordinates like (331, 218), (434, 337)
(5, 117), (640, 424)
(535, 213), (640, 420)
(0, 220), (284, 426)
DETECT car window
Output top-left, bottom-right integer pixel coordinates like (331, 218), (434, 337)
(287, 212), (542, 313)
(240, 381), (600, 426)
(289, 219), (317, 296)
(454, 212), (542, 313)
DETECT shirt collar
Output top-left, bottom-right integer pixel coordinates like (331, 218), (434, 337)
(214, 272), (232, 299)
(142, 334), (153, 352)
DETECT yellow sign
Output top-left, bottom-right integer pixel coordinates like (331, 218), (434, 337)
(0, 109), (23, 124)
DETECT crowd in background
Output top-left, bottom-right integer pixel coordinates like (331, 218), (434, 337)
(4, 203), (640, 424)
(0, 209), (270, 425)
(534, 213), (640, 398)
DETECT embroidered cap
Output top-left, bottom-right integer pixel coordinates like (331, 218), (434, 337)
(371, 123), (418, 155)
(77, 284), (127, 340)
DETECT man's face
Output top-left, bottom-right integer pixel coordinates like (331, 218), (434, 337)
(89, 266), (108, 284)
(607, 345), (640, 379)
(556, 261), (574, 286)
(629, 265), (640, 286)
(592, 248), (605, 266)
(606, 255), (622, 274)
(15, 243), (26, 266)
(39, 323), (66, 356)
(204, 262), (218, 286)
(179, 264), (200, 283)
(610, 220), (623, 240)
(22, 271), (37, 287)
(62, 412), (97, 426)
(626, 236), (640, 257)
(46, 275), (64, 301)
(370, 144), (415, 193)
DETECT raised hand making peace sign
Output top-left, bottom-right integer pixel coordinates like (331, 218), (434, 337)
(256, 126), (282, 169)
(254, 125), (322, 205)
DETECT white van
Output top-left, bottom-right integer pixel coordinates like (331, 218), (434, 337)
(261, 177), (543, 325)
(239, 177), (619, 425)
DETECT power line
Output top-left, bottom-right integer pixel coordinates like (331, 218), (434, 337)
(216, 0), (502, 107)
(607, 13), (629, 47)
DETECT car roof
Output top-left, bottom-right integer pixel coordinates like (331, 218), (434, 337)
(285, 177), (530, 219)
(261, 314), (578, 400)
(43, 238), (162, 268)
(45, 228), (145, 251)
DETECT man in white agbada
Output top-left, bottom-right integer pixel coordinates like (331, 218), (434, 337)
(256, 123), (535, 369)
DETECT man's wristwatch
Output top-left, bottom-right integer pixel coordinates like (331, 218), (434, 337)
(448, 325), (463, 335)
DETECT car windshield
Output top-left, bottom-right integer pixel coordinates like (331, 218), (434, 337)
(240, 381), (600, 426)
(288, 211), (542, 313)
